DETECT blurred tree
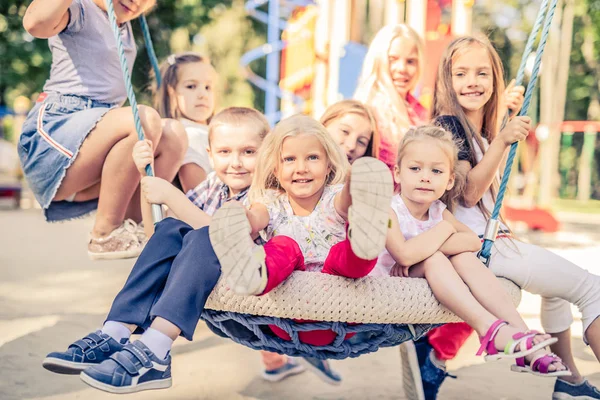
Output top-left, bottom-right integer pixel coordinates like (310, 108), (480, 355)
(566, 0), (600, 122)
(1, 0), (266, 112)
(0, 1), (51, 108)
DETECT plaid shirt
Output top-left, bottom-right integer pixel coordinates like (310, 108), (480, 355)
(186, 172), (249, 216)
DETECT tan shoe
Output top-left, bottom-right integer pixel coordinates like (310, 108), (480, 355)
(88, 220), (142, 260)
(134, 221), (148, 245)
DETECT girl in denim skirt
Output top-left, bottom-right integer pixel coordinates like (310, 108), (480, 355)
(20, 0), (187, 260)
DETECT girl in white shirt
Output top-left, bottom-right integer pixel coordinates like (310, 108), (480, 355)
(381, 125), (568, 377)
(154, 52), (216, 192)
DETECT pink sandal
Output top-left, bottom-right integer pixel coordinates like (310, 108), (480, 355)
(511, 353), (571, 377)
(476, 320), (558, 362)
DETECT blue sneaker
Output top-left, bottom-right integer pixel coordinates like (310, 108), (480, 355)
(80, 340), (172, 394)
(261, 357), (305, 382)
(553, 378), (600, 399)
(400, 338), (455, 400)
(42, 331), (126, 374)
(299, 357), (342, 386)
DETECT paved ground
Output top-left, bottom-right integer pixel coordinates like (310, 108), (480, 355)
(2, 208), (600, 399)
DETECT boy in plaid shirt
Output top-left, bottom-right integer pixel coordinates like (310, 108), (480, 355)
(42, 107), (309, 393)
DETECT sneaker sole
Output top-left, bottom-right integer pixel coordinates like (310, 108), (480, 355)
(348, 157), (393, 260)
(80, 371), (172, 394)
(399, 341), (425, 400)
(209, 202), (267, 295)
(552, 393), (598, 400)
(297, 358), (341, 386)
(42, 357), (97, 375)
(261, 363), (305, 382)
(510, 364), (572, 378)
(88, 247), (142, 261)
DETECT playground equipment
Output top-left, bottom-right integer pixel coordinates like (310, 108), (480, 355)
(0, 106), (21, 209)
(242, 0), (474, 121)
(0, 138), (21, 209)
(504, 120), (599, 232)
(241, 0), (313, 124)
(559, 121), (600, 202)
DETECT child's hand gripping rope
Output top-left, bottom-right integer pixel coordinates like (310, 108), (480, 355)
(132, 140), (155, 176)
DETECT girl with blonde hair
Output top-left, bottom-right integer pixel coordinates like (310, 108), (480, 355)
(380, 125), (567, 379)
(354, 24), (427, 170)
(320, 99), (379, 164)
(209, 114), (393, 347)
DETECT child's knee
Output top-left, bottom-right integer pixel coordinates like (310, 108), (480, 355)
(159, 119), (188, 156)
(266, 236), (304, 269)
(449, 252), (481, 273)
(137, 105), (162, 141)
(423, 251), (451, 271)
(449, 251), (472, 266)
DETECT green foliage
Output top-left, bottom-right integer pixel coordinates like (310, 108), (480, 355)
(565, 0), (600, 121)
(0, 1), (52, 107)
(1, 0), (266, 111)
(131, 0), (266, 110)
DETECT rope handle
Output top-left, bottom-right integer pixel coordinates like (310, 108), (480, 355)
(105, 1), (162, 224)
(479, 0), (558, 265)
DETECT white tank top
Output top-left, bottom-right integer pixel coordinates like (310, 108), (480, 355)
(371, 195), (446, 277)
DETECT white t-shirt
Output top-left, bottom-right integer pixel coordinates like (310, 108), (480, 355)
(371, 195), (446, 277)
(259, 185), (346, 271)
(180, 119), (212, 174)
(42, 0), (136, 105)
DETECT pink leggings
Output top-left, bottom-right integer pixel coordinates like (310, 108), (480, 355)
(261, 235), (377, 346)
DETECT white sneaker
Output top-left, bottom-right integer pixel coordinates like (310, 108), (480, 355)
(209, 202), (268, 295)
(347, 157), (394, 260)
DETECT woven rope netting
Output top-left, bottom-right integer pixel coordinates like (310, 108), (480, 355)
(205, 272), (521, 324)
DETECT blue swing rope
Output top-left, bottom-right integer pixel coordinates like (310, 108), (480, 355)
(478, 0), (558, 265)
(203, 310), (435, 360)
(105, 1), (163, 223)
(139, 15), (162, 88)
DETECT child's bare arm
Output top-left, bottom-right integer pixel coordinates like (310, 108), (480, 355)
(140, 177), (211, 229)
(385, 209), (456, 268)
(23, 0), (71, 38)
(438, 210), (482, 256)
(140, 191), (156, 237)
(333, 174), (351, 219)
(461, 117), (531, 207)
(245, 203), (270, 236)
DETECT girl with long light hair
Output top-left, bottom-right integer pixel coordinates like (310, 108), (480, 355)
(354, 24), (427, 170)
(422, 35), (600, 398)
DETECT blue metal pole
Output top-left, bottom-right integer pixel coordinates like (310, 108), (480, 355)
(266, 0), (281, 125)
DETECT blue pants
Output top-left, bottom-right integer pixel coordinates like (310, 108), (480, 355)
(106, 218), (221, 341)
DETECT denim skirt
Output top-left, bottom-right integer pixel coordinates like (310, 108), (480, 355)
(18, 93), (115, 221)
